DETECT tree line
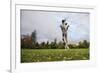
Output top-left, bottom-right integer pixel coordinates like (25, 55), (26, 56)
(21, 30), (89, 49)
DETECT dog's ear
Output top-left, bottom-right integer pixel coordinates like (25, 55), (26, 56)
(62, 19), (66, 23)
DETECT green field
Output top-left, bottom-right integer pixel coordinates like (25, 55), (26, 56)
(21, 49), (89, 63)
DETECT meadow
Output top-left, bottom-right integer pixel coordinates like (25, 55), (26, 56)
(21, 48), (89, 63)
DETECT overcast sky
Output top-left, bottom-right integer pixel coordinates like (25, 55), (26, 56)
(21, 10), (90, 44)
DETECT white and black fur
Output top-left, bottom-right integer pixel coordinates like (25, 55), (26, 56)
(60, 19), (70, 49)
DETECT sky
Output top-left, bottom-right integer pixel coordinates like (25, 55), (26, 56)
(20, 10), (90, 44)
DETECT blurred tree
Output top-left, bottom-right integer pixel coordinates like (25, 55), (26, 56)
(31, 30), (37, 44)
(53, 38), (57, 49)
(78, 40), (89, 48)
(35, 42), (40, 49)
(40, 42), (45, 49)
(82, 40), (89, 48)
(68, 44), (75, 48)
(21, 35), (33, 49)
(57, 41), (64, 49)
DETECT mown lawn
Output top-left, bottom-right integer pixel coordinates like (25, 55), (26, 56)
(21, 49), (89, 63)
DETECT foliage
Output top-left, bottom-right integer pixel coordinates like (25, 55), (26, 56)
(21, 35), (33, 48)
(78, 40), (89, 48)
(21, 31), (90, 49)
(31, 30), (37, 44)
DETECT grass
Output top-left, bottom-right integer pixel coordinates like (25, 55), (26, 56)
(21, 48), (89, 63)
